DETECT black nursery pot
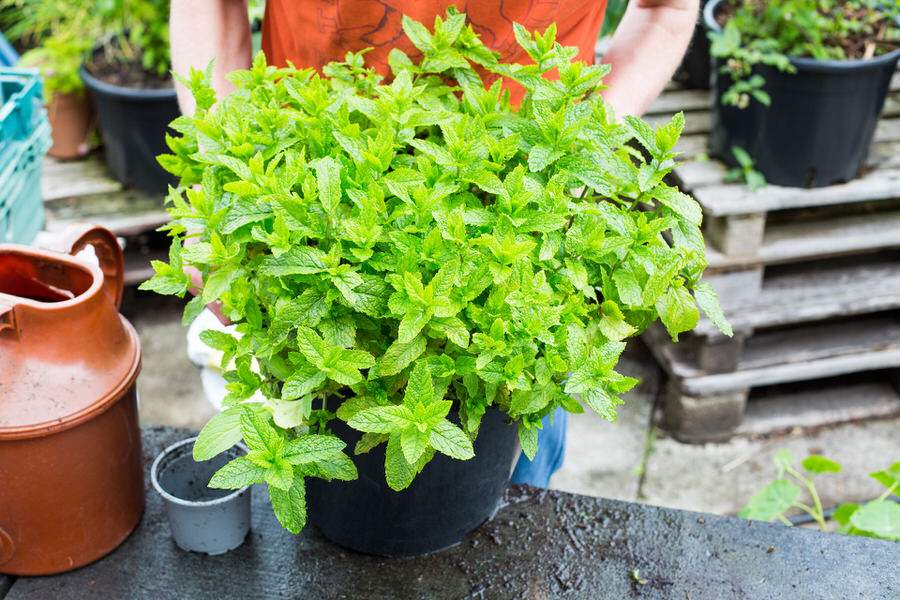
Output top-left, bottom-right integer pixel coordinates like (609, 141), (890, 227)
(705, 0), (900, 188)
(79, 65), (179, 194)
(307, 408), (520, 557)
(676, 0), (712, 89)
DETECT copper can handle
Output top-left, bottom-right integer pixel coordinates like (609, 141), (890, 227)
(40, 224), (124, 309)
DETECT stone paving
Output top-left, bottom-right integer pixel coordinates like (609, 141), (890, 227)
(125, 289), (900, 521)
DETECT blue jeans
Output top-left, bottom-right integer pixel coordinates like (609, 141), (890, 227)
(509, 407), (568, 488)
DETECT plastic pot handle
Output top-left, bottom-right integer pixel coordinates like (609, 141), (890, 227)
(40, 223), (124, 309)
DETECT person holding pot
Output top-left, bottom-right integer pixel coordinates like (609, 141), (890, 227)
(170, 0), (699, 488)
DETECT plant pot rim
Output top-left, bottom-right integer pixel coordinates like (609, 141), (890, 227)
(150, 437), (249, 508)
(79, 63), (176, 101)
(703, 0), (900, 72)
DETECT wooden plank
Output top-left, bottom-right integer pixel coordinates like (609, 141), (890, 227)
(697, 257), (900, 334)
(691, 167), (900, 216)
(759, 209), (900, 263)
(736, 380), (900, 437)
(658, 316), (900, 395)
(704, 208), (900, 268)
(673, 134), (707, 160)
(43, 190), (169, 237)
(705, 212), (766, 257)
(41, 155), (121, 201)
(646, 89), (709, 116)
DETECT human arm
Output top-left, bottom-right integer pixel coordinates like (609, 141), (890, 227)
(171, 0), (252, 323)
(599, 0), (699, 117)
(170, 0), (253, 115)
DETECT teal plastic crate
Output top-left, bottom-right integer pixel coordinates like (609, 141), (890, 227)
(0, 67), (49, 245)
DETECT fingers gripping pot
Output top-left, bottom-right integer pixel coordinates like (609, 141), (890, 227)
(0, 224), (143, 575)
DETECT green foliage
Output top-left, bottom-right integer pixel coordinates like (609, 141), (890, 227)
(248, 0), (266, 24)
(93, 0), (172, 78)
(600, 0), (629, 38)
(145, 9), (727, 534)
(0, 0), (100, 95)
(709, 0), (900, 108)
(740, 450), (900, 541)
(723, 145), (766, 191)
(2, 0), (172, 80)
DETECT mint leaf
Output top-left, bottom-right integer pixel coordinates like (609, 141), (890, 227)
(270, 477), (307, 534)
(301, 452), (358, 481)
(518, 421), (539, 461)
(694, 282), (733, 337)
(240, 409), (281, 455)
(265, 459), (295, 490)
(404, 361), (434, 407)
(209, 455), (267, 489)
(377, 335), (427, 377)
(194, 405), (247, 461)
(401, 427), (430, 464)
(581, 386), (624, 422)
(349, 405), (414, 433)
(385, 432), (419, 491)
(429, 421), (474, 460)
(283, 435), (346, 464)
(656, 285), (700, 342)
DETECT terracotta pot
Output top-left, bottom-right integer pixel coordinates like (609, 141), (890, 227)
(0, 224), (144, 575)
(46, 91), (95, 160)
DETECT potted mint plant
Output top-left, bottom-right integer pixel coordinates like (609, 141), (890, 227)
(706, 0), (900, 187)
(142, 9), (731, 556)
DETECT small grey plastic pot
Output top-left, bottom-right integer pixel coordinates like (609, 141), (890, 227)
(150, 437), (251, 555)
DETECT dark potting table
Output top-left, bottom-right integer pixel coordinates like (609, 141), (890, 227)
(2, 425), (898, 600)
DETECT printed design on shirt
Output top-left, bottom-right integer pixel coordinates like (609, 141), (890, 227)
(314, 0), (561, 70)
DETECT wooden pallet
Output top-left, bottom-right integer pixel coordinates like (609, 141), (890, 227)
(645, 313), (900, 442)
(645, 72), (900, 265)
(39, 153), (168, 285)
(642, 70), (900, 330)
(643, 74), (900, 440)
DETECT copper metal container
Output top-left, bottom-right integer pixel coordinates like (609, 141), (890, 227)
(0, 224), (144, 575)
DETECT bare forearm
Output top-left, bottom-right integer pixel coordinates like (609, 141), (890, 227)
(600, 0), (699, 117)
(170, 0), (252, 115)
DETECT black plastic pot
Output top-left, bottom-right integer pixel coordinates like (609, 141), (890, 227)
(79, 65), (179, 194)
(307, 407), (520, 557)
(705, 0), (900, 188)
(675, 0), (712, 89)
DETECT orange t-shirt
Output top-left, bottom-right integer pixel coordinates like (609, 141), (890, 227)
(261, 1), (608, 104)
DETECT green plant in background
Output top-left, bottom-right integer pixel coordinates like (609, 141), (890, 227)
(143, 9), (730, 533)
(741, 449), (900, 541)
(18, 30), (93, 96)
(709, 0), (900, 108)
(600, 0), (629, 38)
(89, 0), (171, 79)
(723, 145), (765, 191)
(0, 0), (100, 95)
(248, 0), (266, 25)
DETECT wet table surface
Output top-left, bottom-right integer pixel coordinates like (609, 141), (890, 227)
(2, 425), (899, 599)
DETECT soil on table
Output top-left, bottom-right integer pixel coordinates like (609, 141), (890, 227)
(84, 43), (173, 89)
(716, 0), (900, 60)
